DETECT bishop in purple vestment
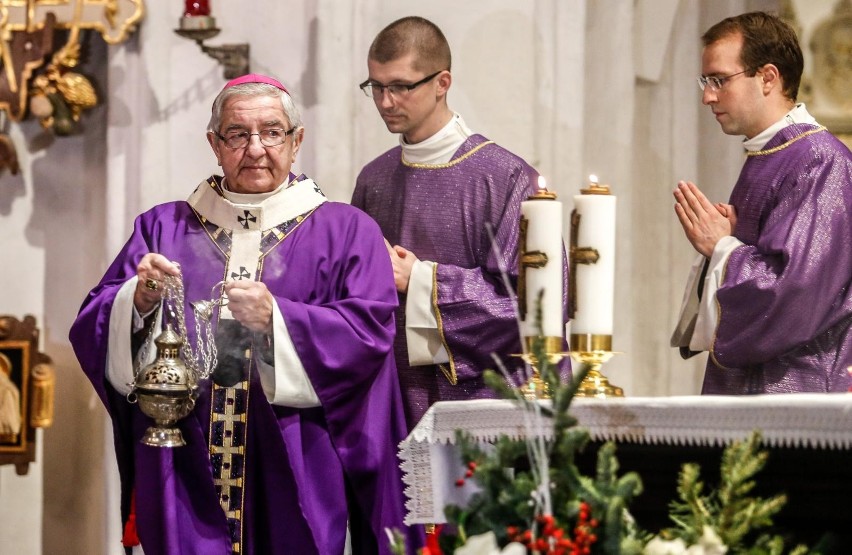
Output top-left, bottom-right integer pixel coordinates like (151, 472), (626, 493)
(672, 13), (852, 394)
(355, 17), (570, 430)
(69, 75), (416, 555)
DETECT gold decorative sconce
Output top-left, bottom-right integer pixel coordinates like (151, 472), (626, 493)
(174, 1), (249, 80)
(0, 0), (144, 174)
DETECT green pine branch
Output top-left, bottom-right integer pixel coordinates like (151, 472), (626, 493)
(661, 431), (808, 553)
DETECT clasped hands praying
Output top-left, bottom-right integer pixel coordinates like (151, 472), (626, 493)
(674, 180), (738, 258)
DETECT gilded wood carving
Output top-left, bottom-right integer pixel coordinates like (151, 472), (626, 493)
(0, 0), (143, 174)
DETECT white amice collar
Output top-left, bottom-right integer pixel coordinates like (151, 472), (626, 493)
(221, 178), (286, 204)
(188, 175), (326, 231)
(743, 103), (819, 152)
(401, 113), (473, 165)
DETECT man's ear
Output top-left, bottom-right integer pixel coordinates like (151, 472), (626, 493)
(291, 127), (305, 162)
(207, 132), (223, 166)
(436, 70), (452, 97)
(760, 63), (782, 95)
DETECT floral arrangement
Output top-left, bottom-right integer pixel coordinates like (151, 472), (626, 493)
(390, 330), (815, 555)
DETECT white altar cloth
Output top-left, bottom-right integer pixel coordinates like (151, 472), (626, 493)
(398, 394), (852, 524)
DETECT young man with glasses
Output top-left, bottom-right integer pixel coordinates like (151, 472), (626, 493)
(671, 12), (852, 394)
(70, 74), (416, 554)
(352, 16), (570, 431)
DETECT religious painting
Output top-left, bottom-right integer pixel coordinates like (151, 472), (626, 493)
(0, 340), (29, 452)
(0, 315), (54, 475)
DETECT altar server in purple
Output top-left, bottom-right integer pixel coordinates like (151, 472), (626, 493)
(671, 12), (852, 394)
(353, 16), (570, 429)
(69, 74), (416, 554)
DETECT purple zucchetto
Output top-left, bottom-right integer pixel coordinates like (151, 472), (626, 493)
(223, 73), (289, 94)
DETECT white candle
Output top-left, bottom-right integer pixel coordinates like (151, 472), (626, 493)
(571, 175), (616, 335)
(520, 176), (564, 338)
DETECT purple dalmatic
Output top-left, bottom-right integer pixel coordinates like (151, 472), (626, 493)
(69, 175), (416, 555)
(353, 135), (570, 429)
(704, 124), (852, 394)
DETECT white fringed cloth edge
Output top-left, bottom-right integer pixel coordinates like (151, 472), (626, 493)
(398, 394), (852, 524)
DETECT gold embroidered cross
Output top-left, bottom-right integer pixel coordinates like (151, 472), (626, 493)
(518, 216), (549, 320)
(212, 388), (246, 515)
(569, 209), (600, 319)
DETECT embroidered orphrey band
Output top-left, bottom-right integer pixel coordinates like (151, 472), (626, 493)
(210, 364), (251, 553)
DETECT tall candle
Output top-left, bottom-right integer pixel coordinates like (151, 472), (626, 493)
(520, 176), (564, 338)
(571, 175), (616, 335)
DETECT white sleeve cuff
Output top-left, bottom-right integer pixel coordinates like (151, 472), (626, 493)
(405, 260), (449, 366)
(260, 302), (321, 408)
(670, 254), (706, 348)
(108, 277), (162, 395)
(691, 235), (743, 351)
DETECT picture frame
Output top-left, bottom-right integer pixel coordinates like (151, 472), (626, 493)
(0, 315), (54, 475)
(0, 339), (30, 451)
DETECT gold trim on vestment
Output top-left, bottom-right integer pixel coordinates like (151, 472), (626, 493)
(746, 127), (826, 157)
(258, 209), (315, 261)
(192, 208), (232, 261)
(401, 141), (495, 169)
(431, 263), (457, 385)
(209, 375), (250, 553)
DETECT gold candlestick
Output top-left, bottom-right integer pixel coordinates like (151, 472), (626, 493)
(514, 336), (568, 400)
(570, 333), (623, 398)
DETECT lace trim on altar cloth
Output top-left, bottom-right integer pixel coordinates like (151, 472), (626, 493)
(398, 394), (852, 524)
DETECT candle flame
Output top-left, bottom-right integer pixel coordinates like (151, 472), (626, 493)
(538, 175), (547, 190)
(589, 174), (598, 184)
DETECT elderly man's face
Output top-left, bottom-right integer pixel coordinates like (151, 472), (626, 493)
(208, 95), (303, 194)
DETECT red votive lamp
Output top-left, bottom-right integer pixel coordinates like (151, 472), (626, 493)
(179, 0), (216, 31)
(184, 0), (211, 17)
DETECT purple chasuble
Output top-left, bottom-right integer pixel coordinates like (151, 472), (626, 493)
(353, 135), (571, 429)
(69, 175), (417, 554)
(703, 125), (852, 394)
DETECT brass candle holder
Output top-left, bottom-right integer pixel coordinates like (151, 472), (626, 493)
(174, 15), (250, 79)
(569, 333), (623, 398)
(514, 336), (568, 400)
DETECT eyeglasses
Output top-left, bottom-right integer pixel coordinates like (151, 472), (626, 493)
(215, 127), (296, 149)
(697, 69), (752, 91)
(359, 71), (444, 98)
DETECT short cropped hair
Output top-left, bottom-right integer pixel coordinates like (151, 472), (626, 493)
(702, 11), (803, 101)
(368, 16), (451, 73)
(207, 83), (302, 134)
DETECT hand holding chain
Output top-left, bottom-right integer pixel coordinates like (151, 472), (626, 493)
(133, 272), (220, 383)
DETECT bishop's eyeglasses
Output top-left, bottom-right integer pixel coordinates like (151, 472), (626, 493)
(359, 71), (444, 98)
(697, 68), (751, 91)
(215, 127), (297, 149)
